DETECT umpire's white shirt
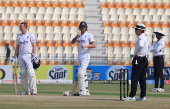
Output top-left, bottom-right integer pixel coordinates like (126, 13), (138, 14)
(134, 33), (150, 57)
(16, 32), (36, 54)
(150, 39), (165, 56)
(77, 31), (95, 54)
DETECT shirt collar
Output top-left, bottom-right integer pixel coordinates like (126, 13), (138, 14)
(22, 31), (29, 36)
(81, 31), (87, 36)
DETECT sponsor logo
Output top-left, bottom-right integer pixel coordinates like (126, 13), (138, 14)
(48, 66), (68, 79)
(0, 69), (5, 79)
(107, 66), (126, 80)
(86, 68), (92, 80)
(93, 73), (100, 80)
(77, 40), (85, 43)
(20, 41), (28, 44)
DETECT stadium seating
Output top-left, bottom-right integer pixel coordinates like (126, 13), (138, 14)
(101, 0), (170, 65)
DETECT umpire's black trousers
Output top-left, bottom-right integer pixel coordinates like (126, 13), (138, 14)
(153, 55), (164, 89)
(129, 56), (148, 98)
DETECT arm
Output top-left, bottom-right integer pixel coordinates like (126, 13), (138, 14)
(150, 46), (154, 52)
(134, 36), (144, 56)
(14, 44), (19, 57)
(153, 42), (164, 53)
(71, 31), (81, 44)
(82, 41), (96, 48)
(147, 42), (151, 53)
(32, 42), (36, 55)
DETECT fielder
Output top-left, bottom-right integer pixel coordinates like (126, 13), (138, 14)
(71, 21), (96, 96)
(13, 22), (38, 95)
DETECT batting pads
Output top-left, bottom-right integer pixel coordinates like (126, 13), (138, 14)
(27, 67), (37, 94)
(77, 67), (86, 95)
(20, 68), (29, 93)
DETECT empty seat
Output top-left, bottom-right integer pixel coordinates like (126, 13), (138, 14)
(133, 8), (141, 15)
(54, 26), (62, 34)
(112, 34), (121, 41)
(109, 8), (117, 15)
(30, 7), (38, 14)
(69, 14), (77, 21)
(46, 7), (54, 14)
(27, 13), (35, 20)
(104, 27), (112, 34)
(2, 20), (10, 26)
(22, 7), (30, 13)
(52, 14), (61, 21)
(44, 14), (52, 20)
(12, 26), (19, 34)
(53, 1), (60, 8)
(62, 7), (70, 15)
(38, 34), (46, 41)
(37, 26), (45, 34)
(4, 1), (12, 7)
(112, 27), (120, 34)
(61, 14), (69, 21)
(28, 1), (36, 7)
(2, 13), (10, 20)
(101, 8), (109, 15)
(61, 1), (68, 8)
(36, 1), (44, 7)
(29, 26), (37, 34)
(0, 7), (5, 14)
(38, 7), (46, 14)
(36, 20), (44, 27)
(6, 7), (14, 13)
(46, 26), (53, 33)
(117, 8), (125, 15)
(62, 26), (70, 34)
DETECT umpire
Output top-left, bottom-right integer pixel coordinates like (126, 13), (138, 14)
(150, 30), (165, 92)
(124, 24), (150, 101)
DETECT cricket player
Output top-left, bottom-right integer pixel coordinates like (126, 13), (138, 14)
(13, 22), (38, 95)
(124, 24), (150, 101)
(150, 30), (165, 92)
(71, 21), (96, 96)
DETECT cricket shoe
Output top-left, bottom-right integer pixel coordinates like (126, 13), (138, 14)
(136, 97), (146, 101)
(31, 93), (38, 95)
(86, 91), (90, 96)
(79, 91), (86, 96)
(123, 97), (135, 101)
(20, 91), (30, 95)
(150, 88), (158, 92)
(157, 88), (164, 92)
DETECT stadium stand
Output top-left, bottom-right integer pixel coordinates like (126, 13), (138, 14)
(0, 0), (169, 65)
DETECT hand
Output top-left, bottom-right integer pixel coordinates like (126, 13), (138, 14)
(32, 55), (39, 64)
(81, 44), (87, 49)
(11, 56), (16, 65)
(138, 53), (141, 55)
(159, 49), (162, 52)
(77, 30), (81, 37)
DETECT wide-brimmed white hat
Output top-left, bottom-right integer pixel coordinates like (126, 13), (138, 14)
(153, 30), (165, 36)
(133, 23), (145, 30)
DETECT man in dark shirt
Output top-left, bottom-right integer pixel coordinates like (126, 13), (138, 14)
(5, 43), (11, 65)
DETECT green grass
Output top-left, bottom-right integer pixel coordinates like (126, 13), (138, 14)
(0, 84), (170, 109)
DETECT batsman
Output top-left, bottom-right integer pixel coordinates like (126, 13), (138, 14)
(71, 21), (96, 96)
(12, 22), (40, 95)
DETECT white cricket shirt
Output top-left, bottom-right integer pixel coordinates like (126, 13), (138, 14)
(16, 32), (36, 54)
(150, 39), (165, 56)
(77, 31), (95, 54)
(134, 33), (150, 57)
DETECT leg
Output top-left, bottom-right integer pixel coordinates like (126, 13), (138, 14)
(80, 54), (90, 92)
(139, 60), (148, 98)
(160, 56), (164, 89)
(18, 55), (29, 94)
(20, 67), (29, 93)
(129, 58), (144, 97)
(77, 67), (86, 95)
(24, 54), (37, 94)
(153, 57), (159, 88)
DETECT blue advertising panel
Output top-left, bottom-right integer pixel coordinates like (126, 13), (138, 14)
(73, 66), (132, 81)
(146, 67), (170, 80)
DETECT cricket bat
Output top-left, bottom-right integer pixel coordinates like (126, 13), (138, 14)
(71, 75), (78, 96)
(13, 62), (18, 95)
